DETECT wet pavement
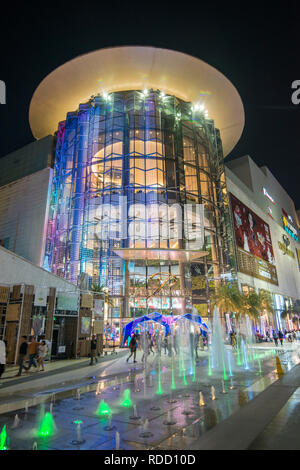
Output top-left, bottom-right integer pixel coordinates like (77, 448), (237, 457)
(1, 344), (299, 450)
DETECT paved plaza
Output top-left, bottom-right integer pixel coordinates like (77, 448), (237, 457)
(0, 342), (300, 450)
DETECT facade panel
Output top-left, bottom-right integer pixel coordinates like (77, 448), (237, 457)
(44, 90), (235, 333)
(0, 168), (52, 266)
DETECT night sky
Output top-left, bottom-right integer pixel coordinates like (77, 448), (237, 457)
(0, 3), (299, 207)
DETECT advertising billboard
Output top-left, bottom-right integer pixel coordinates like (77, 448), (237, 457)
(230, 193), (278, 285)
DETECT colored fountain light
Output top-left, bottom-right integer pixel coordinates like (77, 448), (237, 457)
(97, 399), (111, 415)
(199, 391), (205, 406)
(121, 389), (132, 408)
(0, 425), (7, 450)
(38, 412), (56, 438)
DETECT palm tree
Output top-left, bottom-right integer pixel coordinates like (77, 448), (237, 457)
(91, 284), (114, 307)
(257, 290), (273, 316)
(238, 291), (260, 321)
(210, 283), (242, 319)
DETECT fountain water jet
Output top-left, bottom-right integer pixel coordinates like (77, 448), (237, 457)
(104, 413), (116, 431)
(139, 418), (153, 438)
(115, 431), (120, 450)
(71, 420), (85, 445)
(11, 414), (20, 429)
(211, 307), (229, 380)
(199, 392), (205, 406)
(0, 425), (7, 450)
(163, 410), (176, 426)
(130, 404), (141, 420)
(121, 389), (132, 408)
(37, 412), (56, 438)
(97, 399), (111, 416)
(221, 379), (227, 394)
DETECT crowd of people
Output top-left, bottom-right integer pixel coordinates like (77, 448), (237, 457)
(126, 329), (209, 363)
(229, 328), (300, 348)
(0, 335), (48, 379)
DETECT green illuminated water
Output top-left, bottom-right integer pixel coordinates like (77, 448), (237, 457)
(0, 425), (7, 450)
(171, 356), (176, 390)
(38, 412), (56, 438)
(97, 399), (111, 415)
(222, 357), (228, 381)
(157, 354), (163, 395)
(208, 351), (212, 376)
(121, 389), (132, 408)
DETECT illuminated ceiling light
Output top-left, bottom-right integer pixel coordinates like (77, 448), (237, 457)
(102, 91), (110, 100)
(143, 88), (149, 96)
(192, 103), (205, 113)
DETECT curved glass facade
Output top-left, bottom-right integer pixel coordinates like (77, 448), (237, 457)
(44, 90), (236, 331)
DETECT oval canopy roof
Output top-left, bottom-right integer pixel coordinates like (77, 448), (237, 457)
(29, 46), (244, 156)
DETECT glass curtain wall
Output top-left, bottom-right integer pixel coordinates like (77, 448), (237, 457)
(44, 90), (235, 329)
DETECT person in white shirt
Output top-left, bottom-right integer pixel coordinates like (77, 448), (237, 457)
(37, 340), (47, 371)
(0, 340), (6, 378)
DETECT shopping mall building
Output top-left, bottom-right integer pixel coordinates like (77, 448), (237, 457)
(0, 46), (299, 345)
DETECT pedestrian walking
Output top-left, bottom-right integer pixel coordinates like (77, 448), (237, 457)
(126, 333), (137, 363)
(163, 334), (169, 355)
(0, 339), (6, 378)
(278, 330), (284, 346)
(16, 336), (28, 376)
(37, 340), (47, 371)
(148, 332), (155, 355)
(195, 331), (201, 359)
(27, 336), (39, 371)
(273, 330), (278, 347)
(141, 332), (150, 362)
(89, 335), (98, 365)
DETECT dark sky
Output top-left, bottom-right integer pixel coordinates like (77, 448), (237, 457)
(0, 3), (299, 207)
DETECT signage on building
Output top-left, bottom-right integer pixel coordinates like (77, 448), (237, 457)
(57, 293), (79, 311)
(296, 248), (300, 271)
(262, 187), (276, 205)
(282, 208), (298, 241)
(34, 287), (48, 307)
(94, 299), (104, 316)
(267, 206), (274, 219)
(278, 234), (295, 258)
(230, 193), (278, 285)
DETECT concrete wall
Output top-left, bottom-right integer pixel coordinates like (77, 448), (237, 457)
(0, 245), (78, 293)
(0, 135), (55, 188)
(0, 168), (52, 266)
(225, 162), (300, 301)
